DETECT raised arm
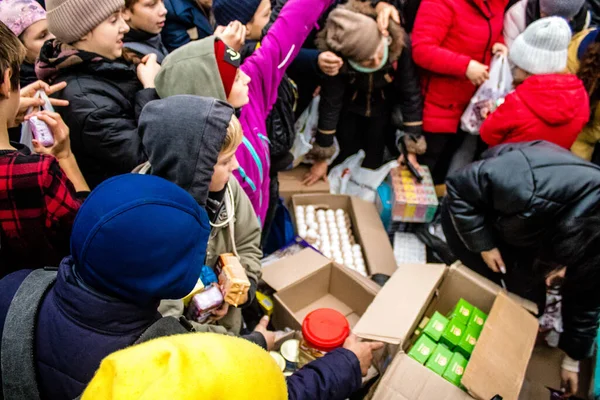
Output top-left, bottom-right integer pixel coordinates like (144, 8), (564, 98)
(241, 0), (336, 119)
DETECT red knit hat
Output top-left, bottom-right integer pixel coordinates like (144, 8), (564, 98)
(214, 39), (241, 98)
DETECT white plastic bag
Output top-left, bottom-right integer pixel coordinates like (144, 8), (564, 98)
(20, 89), (55, 151)
(460, 54), (513, 135)
(328, 150), (398, 203)
(291, 96), (339, 166)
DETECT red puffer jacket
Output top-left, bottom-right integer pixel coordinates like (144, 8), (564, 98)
(480, 74), (590, 149)
(412, 0), (507, 133)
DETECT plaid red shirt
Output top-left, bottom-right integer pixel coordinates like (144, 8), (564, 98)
(0, 145), (82, 277)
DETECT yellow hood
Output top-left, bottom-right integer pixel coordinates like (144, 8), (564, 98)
(81, 333), (288, 400)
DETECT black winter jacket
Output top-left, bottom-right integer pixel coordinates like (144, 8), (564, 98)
(37, 42), (158, 189)
(587, 0), (600, 26)
(316, 1), (422, 135)
(446, 141), (600, 360)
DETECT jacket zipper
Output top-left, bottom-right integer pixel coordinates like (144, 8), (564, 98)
(366, 74), (373, 117)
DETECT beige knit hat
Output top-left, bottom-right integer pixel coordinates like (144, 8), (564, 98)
(46, 0), (125, 44)
(324, 8), (381, 62)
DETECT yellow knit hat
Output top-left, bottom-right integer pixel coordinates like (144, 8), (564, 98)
(81, 333), (288, 400)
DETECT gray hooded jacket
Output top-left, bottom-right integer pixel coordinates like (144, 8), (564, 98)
(136, 95), (262, 334)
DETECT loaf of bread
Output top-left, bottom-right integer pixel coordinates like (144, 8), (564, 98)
(217, 254), (250, 307)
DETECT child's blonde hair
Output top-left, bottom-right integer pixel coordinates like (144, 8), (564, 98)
(222, 114), (243, 155)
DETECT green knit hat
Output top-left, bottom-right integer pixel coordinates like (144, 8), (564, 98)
(46, 0), (125, 44)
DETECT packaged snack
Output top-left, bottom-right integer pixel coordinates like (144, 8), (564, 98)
(182, 278), (205, 307)
(29, 116), (55, 147)
(184, 285), (224, 323)
(440, 320), (466, 349)
(456, 325), (481, 359)
(408, 334), (437, 365)
(182, 265), (219, 306)
(468, 307), (487, 333)
(413, 316), (430, 338)
(256, 291), (274, 316)
(425, 344), (453, 376)
(270, 351), (286, 371)
(217, 254), (250, 307)
(280, 339), (300, 371)
(423, 311), (449, 342)
(442, 352), (468, 387)
(390, 167), (438, 223)
(449, 298), (474, 326)
(298, 308), (350, 368)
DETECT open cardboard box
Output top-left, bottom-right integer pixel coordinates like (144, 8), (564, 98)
(353, 262), (540, 400)
(262, 247), (380, 331)
(278, 165), (330, 204)
(291, 194), (397, 277)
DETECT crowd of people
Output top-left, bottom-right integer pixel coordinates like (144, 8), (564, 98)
(0, 0), (598, 398)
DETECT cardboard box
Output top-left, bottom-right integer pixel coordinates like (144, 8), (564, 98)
(426, 344), (454, 376)
(468, 307), (487, 333)
(261, 247), (380, 330)
(278, 165), (330, 204)
(422, 311), (449, 342)
(443, 352), (469, 387)
(440, 319), (467, 349)
(456, 325), (480, 359)
(407, 334), (437, 365)
(291, 194), (397, 277)
(353, 262), (539, 400)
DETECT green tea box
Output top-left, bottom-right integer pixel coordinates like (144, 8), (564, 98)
(467, 307), (487, 333)
(425, 344), (454, 376)
(414, 316), (430, 337)
(423, 311), (449, 342)
(440, 319), (466, 349)
(450, 298), (474, 325)
(456, 325), (481, 358)
(408, 334), (437, 364)
(442, 352), (468, 387)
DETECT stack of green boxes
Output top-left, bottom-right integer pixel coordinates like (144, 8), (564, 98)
(407, 299), (488, 389)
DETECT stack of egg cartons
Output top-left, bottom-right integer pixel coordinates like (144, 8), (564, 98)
(295, 206), (367, 277)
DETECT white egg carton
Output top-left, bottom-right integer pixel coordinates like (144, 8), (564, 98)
(295, 205), (368, 277)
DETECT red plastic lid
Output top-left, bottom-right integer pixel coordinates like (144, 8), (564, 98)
(302, 308), (350, 352)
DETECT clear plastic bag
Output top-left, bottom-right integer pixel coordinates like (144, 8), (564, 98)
(327, 150), (398, 203)
(20, 89), (55, 151)
(291, 96), (339, 166)
(460, 55), (514, 135)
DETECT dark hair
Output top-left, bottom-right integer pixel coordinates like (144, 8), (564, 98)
(577, 41), (600, 110)
(0, 21), (25, 98)
(538, 215), (600, 296)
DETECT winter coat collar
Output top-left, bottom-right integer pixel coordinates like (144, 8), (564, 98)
(54, 257), (161, 335)
(36, 39), (137, 83)
(315, 0), (406, 63)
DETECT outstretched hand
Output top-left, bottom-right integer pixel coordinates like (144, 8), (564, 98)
(343, 334), (385, 376)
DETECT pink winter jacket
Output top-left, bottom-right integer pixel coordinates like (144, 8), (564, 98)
(235, 0), (335, 225)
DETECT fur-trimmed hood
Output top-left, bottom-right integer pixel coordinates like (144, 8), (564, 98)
(315, 0), (406, 63)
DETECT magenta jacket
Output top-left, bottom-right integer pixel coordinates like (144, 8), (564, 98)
(235, 0), (335, 225)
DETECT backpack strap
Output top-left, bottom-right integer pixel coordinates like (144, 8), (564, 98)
(1, 268), (57, 400)
(134, 316), (193, 345)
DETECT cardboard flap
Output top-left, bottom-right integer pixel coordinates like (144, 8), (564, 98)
(372, 354), (472, 400)
(452, 263), (539, 315)
(462, 292), (539, 400)
(350, 197), (398, 276)
(353, 263), (446, 345)
(262, 248), (331, 291)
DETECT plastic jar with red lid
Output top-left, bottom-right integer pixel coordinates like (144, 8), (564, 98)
(298, 308), (350, 367)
